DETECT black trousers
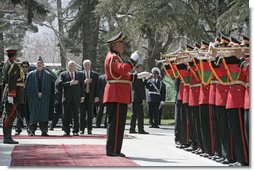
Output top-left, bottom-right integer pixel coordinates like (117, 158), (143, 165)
(158, 107), (163, 125)
(63, 102), (79, 134)
(199, 104), (214, 156)
(106, 102), (127, 154)
(210, 105), (222, 157)
(148, 102), (160, 126)
(15, 104), (27, 133)
(244, 109), (249, 147)
(3, 103), (19, 139)
(130, 102), (145, 132)
(96, 102), (107, 127)
(188, 106), (199, 148)
(50, 103), (62, 128)
(217, 106), (235, 161)
(228, 108), (249, 164)
(80, 100), (94, 132)
(29, 122), (48, 133)
(174, 100), (182, 143)
(180, 103), (189, 145)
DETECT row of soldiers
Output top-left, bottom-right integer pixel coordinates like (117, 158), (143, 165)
(161, 35), (249, 166)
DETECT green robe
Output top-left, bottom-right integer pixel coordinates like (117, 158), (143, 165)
(25, 69), (54, 124)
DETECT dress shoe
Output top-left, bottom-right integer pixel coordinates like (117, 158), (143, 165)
(149, 125), (155, 128)
(184, 146), (197, 152)
(179, 144), (188, 149)
(41, 133), (49, 136)
(88, 131), (92, 134)
(196, 149), (204, 155)
(80, 131), (84, 134)
(73, 133), (79, 136)
(3, 138), (19, 144)
(215, 157), (224, 162)
(138, 130), (149, 134)
(129, 130), (137, 134)
(191, 147), (200, 153)
(154, 125), (160, 128)
(63, 133), (70, 136)
(200, 153), (209, 158)
(106, 152), (126, 157)
(28, 132), (35, 136)
(49, 127), (54, 131)
(15, 132), (21, 136)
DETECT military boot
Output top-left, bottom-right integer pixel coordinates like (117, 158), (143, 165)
(3, 127), (19, 144)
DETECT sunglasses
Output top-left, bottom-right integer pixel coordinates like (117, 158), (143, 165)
(22, 66), (28, 68)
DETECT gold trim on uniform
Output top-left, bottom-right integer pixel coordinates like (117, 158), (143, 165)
(107, 80), (131, 84)
(109, 53), (123, 80)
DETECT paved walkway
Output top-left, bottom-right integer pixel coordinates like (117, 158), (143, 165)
(0, 125), (226, 167)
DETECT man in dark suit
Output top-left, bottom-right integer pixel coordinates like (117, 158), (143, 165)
(145, 67), (166, 128)
(80, 59), (99, 134)
(57, 60), (84, 136)
(95, 74), (107, 128)
(130, 64), (149, 134)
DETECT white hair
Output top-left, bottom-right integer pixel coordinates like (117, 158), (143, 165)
(68, 60), (76, 67)
(83, 59), (92, 65)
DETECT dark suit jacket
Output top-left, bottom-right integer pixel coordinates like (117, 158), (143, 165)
(132, 78), (146, 103)
(81, 70), (98, 102)
(57, 71), (84, 104)
(97, 74), (106, 102)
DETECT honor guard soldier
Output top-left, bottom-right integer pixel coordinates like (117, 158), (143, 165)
(2, 45), (24, 144)
(223, 37), (248, 166)
(103, 32), (151, 157)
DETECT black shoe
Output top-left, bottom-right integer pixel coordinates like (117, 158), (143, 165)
(28, 132), (35, 136)
(179, 144), (188, 149)
(184, 146), (197, 152)
(106, 152), (126, 157)
(3, 138), (19, 144)
(138, 130), (149, 134)
(149, 125), (155, 128)
(80, 131), (84, 134)
(73, 133), (79, 136)
(41, 133), (49, 136)
(63, 133), (70, 136)
(215, 157), (224, 163)
(95, 125), (101, 128)
(200, 153), (209, 158)
(49, 127), (54, 131)
(154, 125), (160, 128)
(88, 131), (92, 134)
(228, 162), (240, 166)
(129, 130), (137, 134)
(15, 132), (21, 136)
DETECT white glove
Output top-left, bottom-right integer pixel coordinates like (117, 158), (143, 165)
(7, 96), (14, 104)
(130, 51), (140, 62)
(137, 72), (152, 79)
(160, 101), (165, 105)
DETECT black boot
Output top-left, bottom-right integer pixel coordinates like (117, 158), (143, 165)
(3, 127), (19, 144)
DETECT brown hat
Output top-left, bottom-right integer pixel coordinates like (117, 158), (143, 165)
(186, 44), (195, 51)
(220, 35), (230, 44)
(106, 32), (124, 44)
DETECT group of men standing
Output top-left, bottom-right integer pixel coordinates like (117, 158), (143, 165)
(164, 35), (249, 166)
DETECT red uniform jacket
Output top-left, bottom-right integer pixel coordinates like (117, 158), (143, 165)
(189, 65), (201, 106)
(223, 58), (247, 109)
(177, 83), (184, 101)
(209, 61), (229, 106)
(242, 63), (249, 109)
(103, 51), (135, 104)
(209, 77), (217, 105)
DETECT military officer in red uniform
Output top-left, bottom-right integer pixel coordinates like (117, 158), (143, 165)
(209, 35), (235, 164)
(223, 37), (249, 166)
(103, 32), (151, 157)
(239, 35), (249, 145)
(2, 45), (24, 144)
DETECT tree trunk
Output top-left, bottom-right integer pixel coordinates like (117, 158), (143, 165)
(57, 0), (66, 68)
(82, 0), (99, 70)
(0, 32), (4, 62)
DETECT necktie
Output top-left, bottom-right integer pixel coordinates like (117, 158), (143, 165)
(71, 72), (74, 80)
(86, 71), (90, 93)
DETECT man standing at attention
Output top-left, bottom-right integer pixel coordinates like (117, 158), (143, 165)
(25, 57), (55, 136)
(103, 32), (151, 157)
